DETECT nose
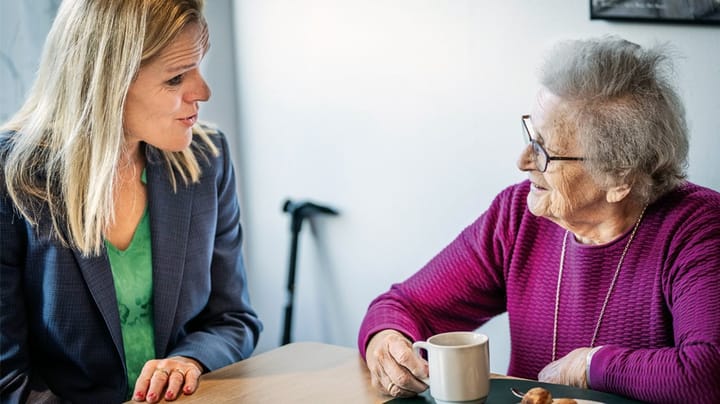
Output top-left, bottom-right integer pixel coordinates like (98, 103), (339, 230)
(517, 143), (535, 172)
(186, 69), (211, 103)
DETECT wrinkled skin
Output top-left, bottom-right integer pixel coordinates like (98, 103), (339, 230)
(365, 330), (429, 398)
(538, 347), (592, 388)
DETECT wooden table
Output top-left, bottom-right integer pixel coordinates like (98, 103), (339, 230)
(131, 342), (636, 403)
(154, 342), (390, 403)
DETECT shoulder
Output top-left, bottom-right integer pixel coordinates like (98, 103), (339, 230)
(668, 181), (720, 204)
(652, 182), (720, 221)
(644, 181), (720, 254)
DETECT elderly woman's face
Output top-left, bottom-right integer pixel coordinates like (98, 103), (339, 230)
(123, 22), (210, 152)
(517, 88), (608, 226)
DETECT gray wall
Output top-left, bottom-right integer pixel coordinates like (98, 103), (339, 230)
(0, 1), (60, 122)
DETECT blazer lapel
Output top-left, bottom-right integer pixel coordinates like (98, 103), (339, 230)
(146, 161), (194, 356)
(73, 250), (125, 359)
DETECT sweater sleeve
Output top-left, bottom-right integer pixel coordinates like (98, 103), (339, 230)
(357, 183), (525, 357)
(589, 194), (720, 403)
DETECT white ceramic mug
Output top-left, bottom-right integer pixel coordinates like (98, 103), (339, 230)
(412, 331), (490, 404)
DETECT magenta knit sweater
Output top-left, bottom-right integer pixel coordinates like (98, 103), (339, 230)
(358, 180), (720, 404)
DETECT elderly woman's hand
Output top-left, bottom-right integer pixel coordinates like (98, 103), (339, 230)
(365, 329), (429, 398)
(537, 347), (592, 388)
(132, 356), (203, 402)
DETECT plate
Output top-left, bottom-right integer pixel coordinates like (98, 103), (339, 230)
(386, 378), (643, 403)
(554, 400), (604, 404)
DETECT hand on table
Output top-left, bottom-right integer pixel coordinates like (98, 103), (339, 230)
(538, 347), (592, 388)
(132, 356), (203, 402)
(365, 329), (429, 398)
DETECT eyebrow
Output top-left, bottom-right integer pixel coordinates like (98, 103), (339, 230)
(165, 63), (199, 74)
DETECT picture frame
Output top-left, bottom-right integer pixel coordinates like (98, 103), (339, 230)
(590, 0), (720, 25)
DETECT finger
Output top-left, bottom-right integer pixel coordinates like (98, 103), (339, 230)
(146, 367), (171, 403)
(379, 357), (427, 396)
(366, 331), (428, 396)
(384, 341), (428, 393)
(163, 368), (187, 401)
(365, 334), (393, 391)
(132, 361), (159, 402)
(386, 379), (420, 398)
(366, 338), (403, 394)
(370, 361), (392, 395)
(367, 345), (398, 395)
(388, 337), (428, 380)
(181, 365), (203, 396)
(537, 360), (560, 384)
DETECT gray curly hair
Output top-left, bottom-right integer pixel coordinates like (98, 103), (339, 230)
(539, 35), (688, 205)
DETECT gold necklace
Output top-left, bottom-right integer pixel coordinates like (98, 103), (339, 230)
(551, 205), (647, 361)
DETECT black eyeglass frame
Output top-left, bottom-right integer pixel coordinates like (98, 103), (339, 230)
(521, 114), (585, 173)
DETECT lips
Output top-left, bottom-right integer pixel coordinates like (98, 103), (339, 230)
(178, 114), (198, 127)
(530, 181), (548, 191)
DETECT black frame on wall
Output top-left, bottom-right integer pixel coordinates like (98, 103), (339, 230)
(590, 0), (720, 25)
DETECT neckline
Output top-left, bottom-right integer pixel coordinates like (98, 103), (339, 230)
(104, 207), (150, 255)
(565, 219), (642, 249)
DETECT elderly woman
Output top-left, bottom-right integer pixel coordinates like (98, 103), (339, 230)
(358, 36), (720, 404)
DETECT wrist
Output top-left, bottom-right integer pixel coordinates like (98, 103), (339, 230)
(585, 346), (602, 389)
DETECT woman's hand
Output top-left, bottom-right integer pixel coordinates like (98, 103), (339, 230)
(538, 347), (592, 388)
(132, 356), (204, 402)
(365, 329), (429, 398)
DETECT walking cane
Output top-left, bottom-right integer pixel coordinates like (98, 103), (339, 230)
(281, 199), (338, 345)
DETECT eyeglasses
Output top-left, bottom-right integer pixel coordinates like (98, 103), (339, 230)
(521, 114), (585, 173)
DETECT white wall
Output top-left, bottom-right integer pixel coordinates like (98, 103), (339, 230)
(207, 0), (720, 374)
(0, 1), (60, 122)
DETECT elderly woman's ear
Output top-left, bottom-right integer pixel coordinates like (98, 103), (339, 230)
(606, 182), (632, 203)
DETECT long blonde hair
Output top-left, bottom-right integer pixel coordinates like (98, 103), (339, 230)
(1, 0), (218, 256)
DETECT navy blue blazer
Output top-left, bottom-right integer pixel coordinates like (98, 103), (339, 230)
(0, 130), (262, 403)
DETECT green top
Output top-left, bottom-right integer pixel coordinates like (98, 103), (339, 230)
(105, 171), (155, 394)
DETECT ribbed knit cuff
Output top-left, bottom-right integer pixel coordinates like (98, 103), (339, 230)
(585, 346), (603, 389)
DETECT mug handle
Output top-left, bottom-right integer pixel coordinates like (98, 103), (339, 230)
(412, 341), (431, 385)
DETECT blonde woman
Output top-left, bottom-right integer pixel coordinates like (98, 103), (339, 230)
(0, 0), (261, 402)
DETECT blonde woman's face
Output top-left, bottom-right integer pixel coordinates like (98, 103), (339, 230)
(124, 23), (210, 152)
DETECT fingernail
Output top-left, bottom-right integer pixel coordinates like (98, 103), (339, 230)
(134, 392), (145, 400)
(166, 391), (175, 399)
(184, 386), (192, 394)
(147, 392), (156, 401)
